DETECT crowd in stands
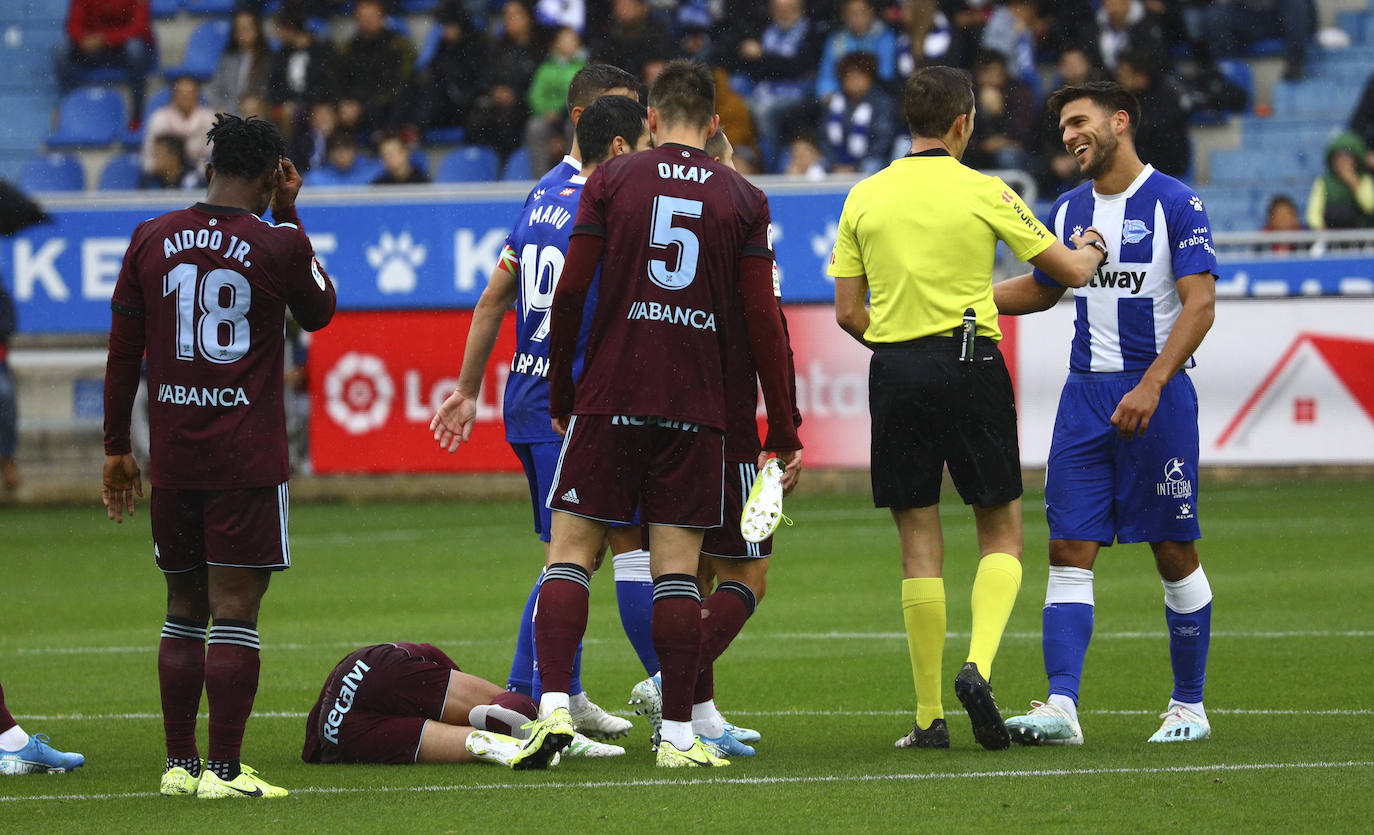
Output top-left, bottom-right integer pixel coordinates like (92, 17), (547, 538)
(52, 0), (1322, 199)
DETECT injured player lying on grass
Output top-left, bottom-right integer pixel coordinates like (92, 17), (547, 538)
(301, 642), (625, 770)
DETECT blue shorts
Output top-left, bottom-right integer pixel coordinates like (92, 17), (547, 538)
(511, 441), (562, 543)
(511, 439), (637, 542)
(1045, 371), (1201, 545)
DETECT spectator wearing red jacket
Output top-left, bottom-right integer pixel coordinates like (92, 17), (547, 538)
(59, 0), (157, 125)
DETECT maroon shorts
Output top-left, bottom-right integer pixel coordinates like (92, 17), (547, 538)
(547, 414), (724, 528)
(150, 483), (290, 573)
(302, 643), (457, 765)
(701, 460), (773, 559)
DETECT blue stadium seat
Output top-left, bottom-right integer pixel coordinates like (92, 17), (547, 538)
(1216, 59), (1253, 110)
(400, 0), (438, 12)
(501, 147), (531, 181)
(436, 145), (499, 183)
(47, 86), (127, 148)
(162, 19), (231, 81)
(183, 0), (236, 14)
(422, 126), (467, 145)
(1210, 149), (1310, 186)
(0, 24), (64, 92)
(19, 152), (85, 191)
(309, 158), (383, 188)
(0, 0), (68, 25)
(99, 152), (143, 190)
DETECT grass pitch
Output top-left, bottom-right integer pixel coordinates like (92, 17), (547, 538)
(1, 479), (1371, 832)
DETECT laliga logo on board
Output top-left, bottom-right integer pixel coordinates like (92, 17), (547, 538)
(324, 352), (395, 435)
(366, 230), (427, 295)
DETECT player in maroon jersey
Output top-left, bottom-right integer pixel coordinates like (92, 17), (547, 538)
(301, 642), (556, 769)
(521, 61), (802, 769)
(102, 113), (336, 799)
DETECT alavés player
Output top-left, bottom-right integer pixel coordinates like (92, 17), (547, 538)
(429, 92), (649, 751)
(994, 81), (1218, 745)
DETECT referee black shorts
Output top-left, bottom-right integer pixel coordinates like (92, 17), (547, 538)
(868, 335), (1022, 509)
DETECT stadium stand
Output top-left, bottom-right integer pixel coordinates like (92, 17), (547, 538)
(46, 86), (128, 148)
(161, 18), (231, 81)
(435, 144), (499, 183)
(18, 152), (85, 191)
(97, 151), (143, 189)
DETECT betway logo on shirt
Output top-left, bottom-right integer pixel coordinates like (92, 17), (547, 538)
(322, 658), (372, 745)
(156, 384), (250, 407)
(1087, 269), (1147, 294)
(626, 301), (717, 331)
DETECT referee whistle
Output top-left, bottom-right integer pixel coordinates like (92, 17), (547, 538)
(960, 308), (976, 362)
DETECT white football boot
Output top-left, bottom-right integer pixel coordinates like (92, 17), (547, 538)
(1006, 700), (1084, 746)
(1148, 704), (1211, 743)
(570, 692), (633, 740)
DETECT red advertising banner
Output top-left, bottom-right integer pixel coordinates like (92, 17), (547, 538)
(309, 307), (1025, 474)
(309, 309), (522, 474)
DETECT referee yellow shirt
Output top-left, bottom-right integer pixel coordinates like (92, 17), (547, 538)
(828, 149), (1053, 343)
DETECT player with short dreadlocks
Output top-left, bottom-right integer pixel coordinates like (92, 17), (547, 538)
(103, 112), (336, 799)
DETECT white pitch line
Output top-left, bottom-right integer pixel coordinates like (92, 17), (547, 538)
(8, 629), (1370, 656)
(1, 760), (1370, 803)
(14, 707), (1371, 722)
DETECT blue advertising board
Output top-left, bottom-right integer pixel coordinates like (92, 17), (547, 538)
(2, 181), (1370, 334)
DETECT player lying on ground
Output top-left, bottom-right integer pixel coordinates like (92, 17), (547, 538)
(0, 677), (84, 775)
(103, 113), (336, 799)
(994, 81), (1218, 745)
(301, 642), (622, 769)
(429, 67), (649, 739)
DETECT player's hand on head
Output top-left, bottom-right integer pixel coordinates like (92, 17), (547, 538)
(272, 157), (303, 212)
(1111, 381), (1162, 439)
(430, 388), (478, 453)
(101, 454), (143, 523)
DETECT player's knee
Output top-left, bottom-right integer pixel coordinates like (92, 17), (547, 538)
(1151, 540), (1199, 582)
(1048, 539), (1098, 569)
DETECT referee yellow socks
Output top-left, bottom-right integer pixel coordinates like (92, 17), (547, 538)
(966, 553), (1022, 679)
(901, 577), (946, 728)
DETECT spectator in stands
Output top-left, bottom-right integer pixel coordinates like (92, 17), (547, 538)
(819, 51), (896, 174)
(139, 134), (200, 190)
(1202, 0), (1313, 81)
(317, 130), (375, 184)
(1037, 0), (1097, 62)
(1306, 131), (1374, 230)
(894, 0), (953, 80)
(140, 77), (215, 177)
(59, 0), (156, 126)
(963, 50), (1033, 172)
(415, 0), (486, 132)
(524, 26), (587, 167)
(1094, 0), (1166, 74)
(784, 134), (827, 179)
(371, 134), (431, 185)
(816, 0), (895, 101)
(337, 0), (416, 137)
(1261, 194), (1305, 253)
(731, 0), (823, 152)
(207, 10), (274, 112)
(467, 0), (543, 159)
(288, 101), (337, 173)
(1113, 47), (1190, 178)
(269, 9), (338, 123)
(940, 0), (993, 70)
(589, 0), (676, 83)
(980, 0), (1042, 97)
(1031, 47), (1102, 197)
(712, 65), (761, 163)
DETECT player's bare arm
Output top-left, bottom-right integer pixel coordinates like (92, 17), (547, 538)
(833, 274), (871, 347)
(1111, 273), (1216, 438)
(102, 280), (147, 524)
(1026, 226), (1108, 289)
(431, 264), (518, 452)
(993, 274), (1067, 315)
(270, 157), (302, 215)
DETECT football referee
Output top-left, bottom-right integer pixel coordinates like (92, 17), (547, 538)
(829, 65), (1106, 752)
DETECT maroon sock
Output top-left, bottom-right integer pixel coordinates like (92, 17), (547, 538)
(159, 617), (208, 758)
(205, 620), (260, 764)
(472, 691), (539, 735)
(700, 582), (756, 663)
(534, 563), (591, 697)
(693, 662), (715, 705)
(0, 678), (16, 732)
(652, 574), (703, 723)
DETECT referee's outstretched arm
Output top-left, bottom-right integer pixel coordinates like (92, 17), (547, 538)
(994, 227), (1108, 315)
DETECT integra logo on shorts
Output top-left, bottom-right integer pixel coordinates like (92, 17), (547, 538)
(322, 658), (372, 744)
(156, 384), (250, 407)
(626, 301), (716, 331)
(1155, 456), (1193, 499)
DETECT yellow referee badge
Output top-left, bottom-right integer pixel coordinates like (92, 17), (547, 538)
(740, 458), (792, 544)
